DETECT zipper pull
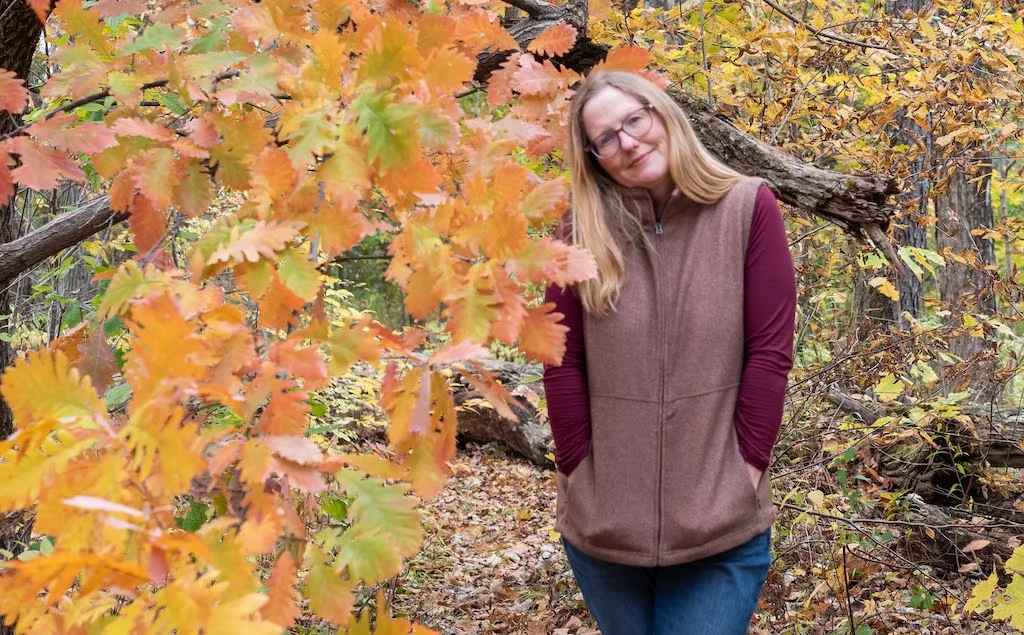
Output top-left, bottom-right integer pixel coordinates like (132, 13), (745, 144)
(655, 220), (663, 235)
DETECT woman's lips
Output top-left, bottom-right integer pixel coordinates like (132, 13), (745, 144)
(629, 150), (652, 168)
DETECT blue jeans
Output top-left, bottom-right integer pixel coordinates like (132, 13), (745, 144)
(562, 529), (771, 635)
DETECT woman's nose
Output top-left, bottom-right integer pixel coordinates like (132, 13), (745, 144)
(618, 131), (640, 151)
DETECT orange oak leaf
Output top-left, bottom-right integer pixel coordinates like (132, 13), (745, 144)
(505, 237), (598, 286)
(594, 45), (651, 74)
(128, 194), (168, 255)
(134, 147), (183, 210)
(0, 69), (29, 112)
(453, 10), (519, 55)
(254, 387), (312, 436)
(517, 302), (569, 365)
(175, 160), (213, 217)
(456, 361), (525, 421)
(527, 23), (578, 57)
(6, 136), (85, 190)
(511, 54), (565, 97)
(519, 177), (569, 225)
(427, 340), (490, 368)
(490, 267), (528, 344)
(487, 53), (520, 108)
(261, 551), (301, 628)
(268, 339), (328, 390)
(257, 278), (307, 329)
(423, 48), (476, 96)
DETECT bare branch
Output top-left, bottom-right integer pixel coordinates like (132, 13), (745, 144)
(760, 0), (894, 51)
(0, 195), (126, 284)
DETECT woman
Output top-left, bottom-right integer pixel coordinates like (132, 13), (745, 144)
(542, 71), (797, 634)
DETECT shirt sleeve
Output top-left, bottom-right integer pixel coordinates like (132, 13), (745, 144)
(542, 282), (592, 476)
(734, 185), (797, 472)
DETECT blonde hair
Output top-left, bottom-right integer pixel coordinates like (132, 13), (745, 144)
(567, 71), (744, 316)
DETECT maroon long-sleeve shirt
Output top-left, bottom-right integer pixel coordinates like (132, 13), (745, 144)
(543, 185), (796, 476)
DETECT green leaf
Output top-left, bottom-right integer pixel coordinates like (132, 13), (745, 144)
(278, 248), (321, 301)
(175, 499), (210, 532)
(353, 91), (417, 173)
(122, 23), (184, 55)
(329, 471), (424, 585)
(105, 383), (132, 411)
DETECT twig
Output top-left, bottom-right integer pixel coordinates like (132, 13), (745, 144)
(843, 544), (856, 635)
(760, 0), (893, 51)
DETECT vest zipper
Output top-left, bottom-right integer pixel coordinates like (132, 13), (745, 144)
(653, 197), (666, 565)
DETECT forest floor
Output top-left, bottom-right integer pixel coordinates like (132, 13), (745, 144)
(373, 441), (1016, 635)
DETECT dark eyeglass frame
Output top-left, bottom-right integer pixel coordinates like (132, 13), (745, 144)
(585, 104), (656, 160)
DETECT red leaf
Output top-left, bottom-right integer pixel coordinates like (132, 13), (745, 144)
(0, 152), (14, 201)
(527, 23), (578, 57)
(511, 54), (565, 96)
(110, 117), (174, 141)
(29, 112), (117, 154)
(265, 436), (324, 466)
(594, 45), (651, 74)
(0, 69), (28, 112)
(6, 136), (85, 190)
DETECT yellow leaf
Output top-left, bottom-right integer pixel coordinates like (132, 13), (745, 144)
(873, 373), (904, 403)
(966, 572), (998, 613)
(2, 348), (104, 424)
(869, 276), (900, 301)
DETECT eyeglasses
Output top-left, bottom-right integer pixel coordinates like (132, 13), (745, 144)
(586, 105), (655, 160)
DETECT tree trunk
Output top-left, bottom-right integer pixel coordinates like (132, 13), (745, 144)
(0, 3), (46, 632)
(1, 0), (46, 440)
(934, 164), (999, 402)
(853, 0), (932, 338)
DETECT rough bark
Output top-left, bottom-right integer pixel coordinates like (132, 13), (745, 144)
(935, 164), (999, 402)
(1, 0), (47, 441)
(452, 360), (553, 469)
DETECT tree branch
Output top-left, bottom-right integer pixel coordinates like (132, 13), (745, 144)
(500, 0), (561, 19)
(760, 0), (894, 51)
(0, 195), (125, 285)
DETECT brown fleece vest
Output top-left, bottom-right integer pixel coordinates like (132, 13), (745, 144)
(554, 177), (773, 567)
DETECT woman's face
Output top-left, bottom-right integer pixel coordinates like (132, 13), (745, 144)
(581, 87), (672, 193)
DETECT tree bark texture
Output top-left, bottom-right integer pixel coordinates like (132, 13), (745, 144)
(1, 0), (47, 442)
(935, 164), (999, 402)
